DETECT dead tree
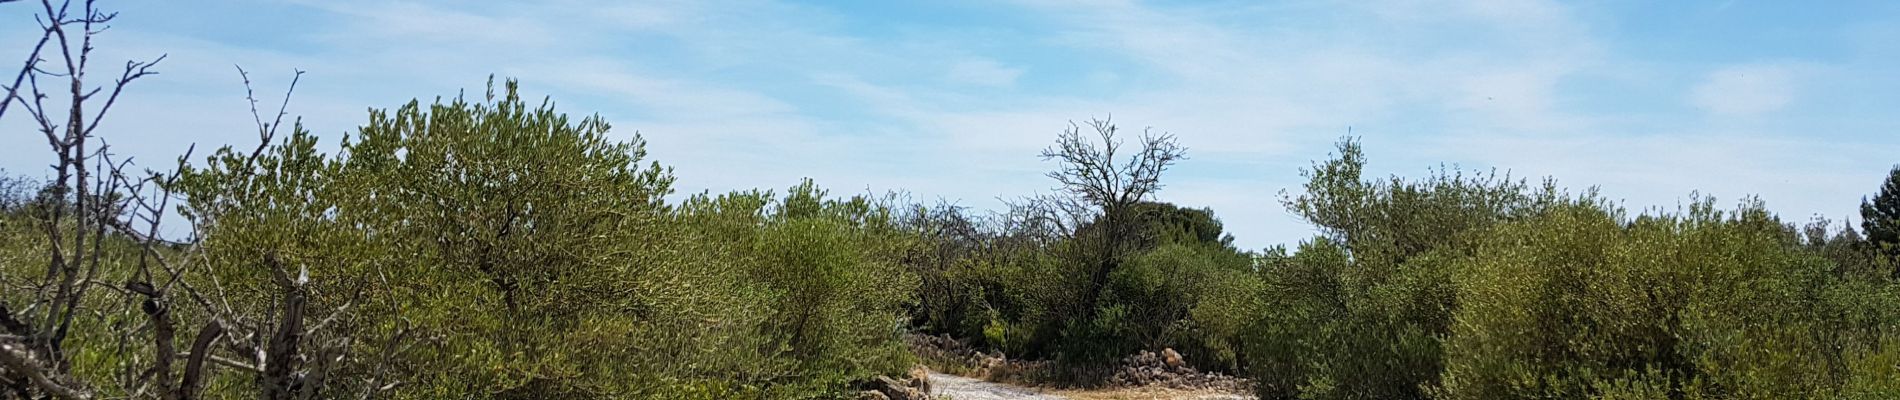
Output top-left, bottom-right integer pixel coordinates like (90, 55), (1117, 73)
(0, 0), (169, 397)
(0, 1), (405, 399)
(1035, 118), (1185, 342)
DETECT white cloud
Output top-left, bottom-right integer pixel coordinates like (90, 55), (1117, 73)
(302, 2), (561, 49)
(1690, 64), (1798, 116)
(947, 58), (1024, 87)
(778, 0), (1623, 247)
(4, 0), (1891, 251)
(1454, 69), (1561, 130)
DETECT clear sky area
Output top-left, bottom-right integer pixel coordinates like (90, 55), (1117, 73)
(3, 0), (1897, 250)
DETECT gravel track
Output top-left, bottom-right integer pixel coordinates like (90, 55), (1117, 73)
(930, 373), (1065, 400)
(930, 373), (1254, 400)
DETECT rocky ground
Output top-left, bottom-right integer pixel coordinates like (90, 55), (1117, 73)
(1103, 349), (1249, 394)
(857, 366), (936, 400)
(906, 334), (1256, 400)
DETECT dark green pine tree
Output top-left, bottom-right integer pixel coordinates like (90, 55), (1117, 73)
(1862, 165), (1900, 271)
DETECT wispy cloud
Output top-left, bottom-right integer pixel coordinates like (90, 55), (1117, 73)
(1690, 64), (1800, 116)
(947, 58), (1025, 87)
(2, 0), (1895, 249)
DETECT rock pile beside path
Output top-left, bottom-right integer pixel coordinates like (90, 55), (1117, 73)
(1108, 348), (1250, 393)
(858, 365), (934, 400)
(907, 333), (993, 371)
(907, 333), (1251, 394)
(907, 333), (1047, 382)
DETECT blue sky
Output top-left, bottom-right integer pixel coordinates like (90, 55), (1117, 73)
(3, 0), (1897, 250)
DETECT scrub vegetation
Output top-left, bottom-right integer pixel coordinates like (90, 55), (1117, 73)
(3, 1), (1898, 399)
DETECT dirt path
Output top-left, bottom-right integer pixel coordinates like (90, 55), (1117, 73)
(929, 372), (1254, 400)
(930, 373), (1065, 400)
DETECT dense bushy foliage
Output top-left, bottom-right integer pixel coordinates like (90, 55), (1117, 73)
(1243, 138), (1548, 399)
(1239, 139), (1900, 400)
(1102, 203), (1258, 371)
(1443, 198), (1842, 399)
(1863, 166), (1900, 275)
(0, 81), (922, 399)
(673, 180), (920, 396)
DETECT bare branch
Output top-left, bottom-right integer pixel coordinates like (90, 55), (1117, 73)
(178, 322), (227, 398)
(81, 54), (164, 137)
(178, 351), (262, 374)
(236, 65), (304, 161)
(1038, 117), (1185, 212)
(0, 17), (50, 121)
(0, 342), (92, 399)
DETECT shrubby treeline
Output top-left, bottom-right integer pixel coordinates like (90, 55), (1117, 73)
(1232, 140), (1900, 399)
(4, 79), (925, 398)
(6, 80), (1900, 400)
(167, 82), (926, 398)
(6, 2), (1900, 398)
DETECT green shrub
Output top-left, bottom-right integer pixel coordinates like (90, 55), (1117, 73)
(1242, 242), (1342, 399)
(1840, 336), (1900, 399)
(1118, 242), (1259, 372)
(1241, 138), (1900, 400)
(676, 180), (920, 396)
(1441, 197), (1884, 399)
(162, 80), (922, 398)
(1245, 138), (1547, 400)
